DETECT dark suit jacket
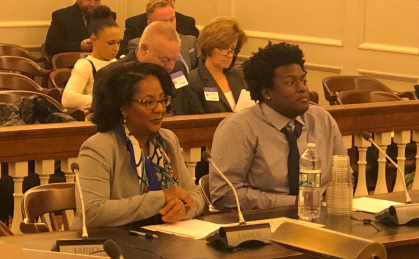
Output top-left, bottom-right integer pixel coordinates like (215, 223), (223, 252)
(189, 60), (247, 113)
(93, 56), (203, 115)
(45, 3), (116, 57)
(119, 12), (199, 56)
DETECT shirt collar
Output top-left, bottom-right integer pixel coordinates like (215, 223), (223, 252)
(259, 102), (306, 131)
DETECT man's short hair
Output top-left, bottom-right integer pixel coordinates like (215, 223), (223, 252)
(146, 0), (174, 20)
(139, 21), (180, 46)
(198, 17), (247, 61)
(243, 42), (305, 102)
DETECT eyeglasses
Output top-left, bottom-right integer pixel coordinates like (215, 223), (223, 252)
(132, 96), (171, 110)
(218, 48), (236, 56)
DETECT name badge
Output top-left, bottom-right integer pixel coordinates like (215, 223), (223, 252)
(204, 87), (219, 101)
(171, 71), (188, 89)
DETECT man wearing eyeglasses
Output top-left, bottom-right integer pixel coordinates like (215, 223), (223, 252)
(119, 0), (199, 62)
(94, 21), (203, 115)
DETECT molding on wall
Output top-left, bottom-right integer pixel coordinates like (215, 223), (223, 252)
(245, 30), (343, 47)
(305, 63), (342, 74)
(358, 69), (419, 83)
(236, 55), (342, 74)
(359, 43), (419, 55)
(195, 26), (343, 47)
(0, 21), (50, 28)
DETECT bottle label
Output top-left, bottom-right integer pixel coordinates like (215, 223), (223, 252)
(299, 169), (321, 188)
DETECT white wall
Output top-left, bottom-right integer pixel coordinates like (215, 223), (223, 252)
(1, 0), (418, 106)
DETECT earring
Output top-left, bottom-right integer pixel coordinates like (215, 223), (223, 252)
(266, 96), (271, 100)
(122, 112), (127, 124)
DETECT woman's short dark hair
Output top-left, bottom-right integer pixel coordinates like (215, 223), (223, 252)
(89, 5), (118, 36)
(243, 42), (305, 102)
(93, 62), (175, 132)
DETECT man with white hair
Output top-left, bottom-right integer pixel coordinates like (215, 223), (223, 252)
(121, 0), (198, 71)
(94, 22), (203, 115)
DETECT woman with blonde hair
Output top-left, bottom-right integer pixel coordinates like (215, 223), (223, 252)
(188, 17), (247, 113)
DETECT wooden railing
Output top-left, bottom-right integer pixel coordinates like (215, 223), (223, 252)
(2, 102), (419, 234)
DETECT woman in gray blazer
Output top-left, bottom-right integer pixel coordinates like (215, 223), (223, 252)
(73, 62), (204, 228)
(189, 17), (248, 113)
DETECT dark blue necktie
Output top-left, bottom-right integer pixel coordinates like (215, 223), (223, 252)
(281, 121), (302, 195)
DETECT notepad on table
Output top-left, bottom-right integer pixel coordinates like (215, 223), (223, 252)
(353, 197), (403, 214)
(142, 217), (323, 240)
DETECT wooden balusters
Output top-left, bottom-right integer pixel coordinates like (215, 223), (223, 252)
(393, 131), (410, 192)
(354, 134), (371, 197)
(35, 159), (54, 186)
(8, 161), (27, 234)
(411, 130), (419, 190)
(182, 147), (201, 181)
(60, 158), (78, 183)
(35, 159), (55, 231)
(374, 132), (391, 194)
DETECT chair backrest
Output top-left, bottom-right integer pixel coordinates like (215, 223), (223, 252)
(48, 68), (72, 89)
(0, 72), (61, 102)
(322, 76), (394, 105)
(0, 56), (52, 87)
(309, 91), (319, 104)
(0, 221), (13, 236)
(0, 43), (48, 66)
(0, 90), (66, 112)
(198, 174), (221, 213)
(51, 52), (90, 69)
(20, 183), (76, 233)
(337, 90), (403, 105)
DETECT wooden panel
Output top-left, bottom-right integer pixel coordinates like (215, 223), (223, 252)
(364, 0), (419, 48)
(2, 102), (419, 163)
(235, 0), (345, 40)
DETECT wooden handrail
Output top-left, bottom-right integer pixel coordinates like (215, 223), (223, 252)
(1, 102), (419, 163)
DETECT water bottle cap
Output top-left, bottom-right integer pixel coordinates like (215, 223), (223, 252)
(307, 143), (315, 148)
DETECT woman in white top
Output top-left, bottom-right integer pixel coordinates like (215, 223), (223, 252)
(188, 17), (248, 113)
(62, 5), (122, 110)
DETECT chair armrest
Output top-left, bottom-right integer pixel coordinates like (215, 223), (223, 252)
(20, 221), (49, 234)
(396, 91), (416, 100)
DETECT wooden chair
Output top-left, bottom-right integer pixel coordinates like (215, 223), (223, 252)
(199, 174), (221, 213)
(0, 43), (49, 68)
(0, 221), (13, 236)
(0, 90), (85, 121)
(322, 76), (415, 105)
(0, 72), (61, 103)
(20, 183), (76, 233)
(0, 56), (53, 87)
(309, 90), (319, 104)
(337, 90), (403, 105)
(51, 52), (90, 69)
(48, 68), (72, 90)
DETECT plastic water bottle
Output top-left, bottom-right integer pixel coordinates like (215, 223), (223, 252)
(298, 143), (322, 220)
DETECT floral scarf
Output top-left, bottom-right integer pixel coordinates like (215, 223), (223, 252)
(120, 124), (178, 194)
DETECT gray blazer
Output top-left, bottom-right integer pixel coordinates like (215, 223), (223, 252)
(72, 128), (205, 228)
(124, 34), (198, 71)
(189, 60), (247, 113)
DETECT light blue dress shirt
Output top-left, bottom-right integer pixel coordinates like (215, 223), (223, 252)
(209, 103), (347, 210)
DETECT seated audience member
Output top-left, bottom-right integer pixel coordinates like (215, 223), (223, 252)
(119, 0), (198, 56)
(62, 5), (121, 110)
(124, 0), (198, 72)
(45, 0), (116, 56)
(95, 22), (203, 115)
(209, 42), (347, 210)
(189, 17), (248, 113)
(73, 62), (204, 228)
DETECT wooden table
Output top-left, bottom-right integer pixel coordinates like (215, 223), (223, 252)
(2, 191), (419, 259)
